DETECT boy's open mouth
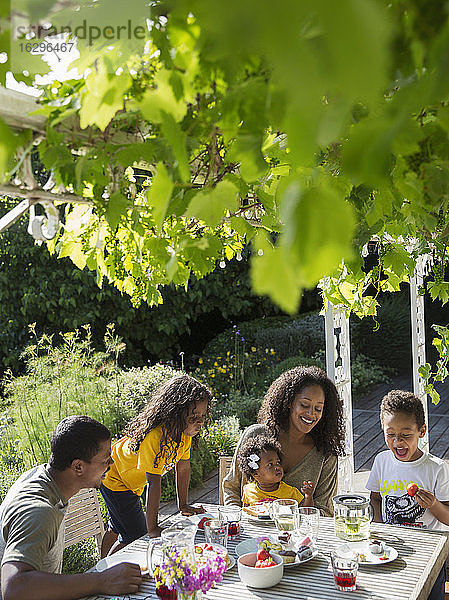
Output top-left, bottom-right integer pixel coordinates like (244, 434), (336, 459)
(395, 447), (408, 458)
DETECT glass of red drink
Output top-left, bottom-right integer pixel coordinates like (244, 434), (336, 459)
(218, 506), (242, 540)
(331, 550), (359, 592)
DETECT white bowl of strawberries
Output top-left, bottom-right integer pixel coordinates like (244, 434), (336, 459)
(237, 548), (284, 588)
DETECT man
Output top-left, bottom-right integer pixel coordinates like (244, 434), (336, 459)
(0, 415), (142, 600)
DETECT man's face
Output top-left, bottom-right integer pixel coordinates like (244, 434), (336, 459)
(82, 439), (114, 489)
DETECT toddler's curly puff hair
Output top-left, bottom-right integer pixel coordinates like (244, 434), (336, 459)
(258, 366), (345, 457)
(238, 435), (282, 481)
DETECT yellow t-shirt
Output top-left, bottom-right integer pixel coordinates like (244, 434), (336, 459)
(102, 427), (191, 495)
(242, 480), (304, 505)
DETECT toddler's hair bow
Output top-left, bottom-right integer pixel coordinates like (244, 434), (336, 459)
(247, 453), (260, 470)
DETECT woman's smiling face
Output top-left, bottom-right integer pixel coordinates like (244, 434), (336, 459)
(289, 384), (325, 434)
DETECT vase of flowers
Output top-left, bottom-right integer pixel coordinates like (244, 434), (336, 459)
(154, 546), (226, 600)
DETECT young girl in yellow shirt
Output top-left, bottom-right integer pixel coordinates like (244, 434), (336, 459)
(100, 374), (211, 555)
(238, 435), (315, 507)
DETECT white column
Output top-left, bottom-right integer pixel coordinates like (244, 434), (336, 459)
(410, 254), (431, 452)
(325, 302), (354, 493)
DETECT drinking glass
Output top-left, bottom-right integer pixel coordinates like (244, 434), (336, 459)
(293, 506), (320, 544)
(218, 506), (242, 540)
(330, 550), (359, 592)
(204, 518), (228, 548)
(270, 499), (298, 532)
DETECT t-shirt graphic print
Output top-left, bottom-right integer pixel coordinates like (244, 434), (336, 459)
(383, 491), (425, 527)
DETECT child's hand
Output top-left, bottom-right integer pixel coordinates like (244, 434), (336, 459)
(179, 504), (205, 516)
(414, 488), (436, 509)
(148, 525), (163, 538)
(301, 481), (315, 499)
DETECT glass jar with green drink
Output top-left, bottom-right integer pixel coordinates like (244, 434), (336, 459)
(333, 495), (373, 541)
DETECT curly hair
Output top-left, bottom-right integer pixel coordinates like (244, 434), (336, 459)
(380, 389), (425, 428)
(258, 366), (345, 457)
(125, 374), (212, 468)
(238, 435), (282, 481)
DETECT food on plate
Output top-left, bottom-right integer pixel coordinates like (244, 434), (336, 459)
(407, 483), (418, 497)
(297, 545), (313, 561)
(259, 538), (282, 553)
(368, 539), (385, 554)
(278, 549), (296, 564)
(194, 543), (231, 567)
(278, 532), (291, 544)
(197, 516), (210, 530)
(243, 502), (271, 519)
(297, 535), (312, 548)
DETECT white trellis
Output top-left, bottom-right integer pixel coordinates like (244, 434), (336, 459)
(325, 255), (432, 491)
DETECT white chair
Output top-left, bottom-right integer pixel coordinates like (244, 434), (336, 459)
(63, 488), (105, 554)
(218, 455), (233, 505)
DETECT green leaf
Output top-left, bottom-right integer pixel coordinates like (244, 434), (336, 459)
(418, 363), (431, 381)
(160, 111), (190, 182)
(0, 118), (20, 180)
(251, 232), (301, 314)
(427, 281), (449, 304)
(79, 60), (131, 131)
(105, 191), (128, 230)
(280, 179), (356, 287)
(228, 133), (269, 182)
(138, 69), (188, 123)
(382, 244), (415, 278)
(185, 181), (239, 228)
(147, 163), (174, 231)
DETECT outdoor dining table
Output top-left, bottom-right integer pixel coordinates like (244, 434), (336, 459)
(82, 502), (449, 600)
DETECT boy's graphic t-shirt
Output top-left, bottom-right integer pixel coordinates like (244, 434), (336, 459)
(242, 480), (304, 506)
(102, 427), (191, 495)
(366, 450), (449, 530)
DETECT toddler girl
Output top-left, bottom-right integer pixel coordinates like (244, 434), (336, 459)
(100, 374), (211, 555)
(238, 435), (314, 506)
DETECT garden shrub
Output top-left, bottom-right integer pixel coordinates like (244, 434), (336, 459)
(62, 539), (98, 575)
(213, 392), (263, 430)
(351, 292), (410, 372)
(253, 313), (325, 359)
(118, 363), (182, 413)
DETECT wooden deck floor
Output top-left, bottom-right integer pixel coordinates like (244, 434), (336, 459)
(354, 374), (449, 471)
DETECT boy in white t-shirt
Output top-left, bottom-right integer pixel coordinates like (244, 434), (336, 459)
(366, 390), (449, 600)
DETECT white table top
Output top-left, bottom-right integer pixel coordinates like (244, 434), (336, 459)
(82, 503), (449, 600)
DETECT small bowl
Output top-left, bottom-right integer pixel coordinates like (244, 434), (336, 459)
(237, 552), (284, 588)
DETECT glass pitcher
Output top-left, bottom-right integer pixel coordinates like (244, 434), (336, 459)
(333, 494), (373, 541)
(147, 519), (197, 576)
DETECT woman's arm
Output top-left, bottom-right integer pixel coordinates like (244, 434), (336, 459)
(223, 425), (267, 506)
(145, 472), (162, 538)
(312, 454), (338, 517)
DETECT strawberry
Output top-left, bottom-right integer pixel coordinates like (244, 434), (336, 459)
(156, 584), (177, 599)
(198, 517), (209, 530)
(256, 548), (270, 561)
(260, 559), (276, 568)
(194, 546), (203, 554)
(407, 483), (418, 497)
(254, 559), (264, 568)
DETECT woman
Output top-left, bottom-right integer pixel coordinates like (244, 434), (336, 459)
(223, 366), (345, 516)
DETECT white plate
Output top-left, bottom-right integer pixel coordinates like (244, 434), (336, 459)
(226, 555), (236, 571)
(234, 538), (318, 567)
(336, 541), (398, 565)
(95, 550), (148, 573)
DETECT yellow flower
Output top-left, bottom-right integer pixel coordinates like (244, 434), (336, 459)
(270, 349), (275, 355)
(210, 374), (215, 378)
(198, 358), (203, 364)
(227, 351), (230, 356)
(251, 347), (256, 352)
(214, 361), (218, 366)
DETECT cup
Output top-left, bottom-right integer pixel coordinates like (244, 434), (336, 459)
(218, 506), (242, 539)
(270, 499), (298, 532)
(204, 518), (228, 548)
(293, 506), (320, 544)
(330, 550), (359, 592)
